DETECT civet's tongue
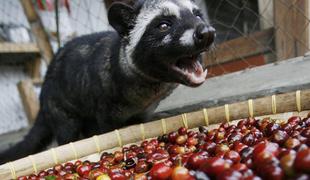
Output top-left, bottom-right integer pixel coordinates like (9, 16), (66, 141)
(184, 60), (208, 84)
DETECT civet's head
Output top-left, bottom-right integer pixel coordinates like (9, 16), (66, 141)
(109, 0), (215, 87)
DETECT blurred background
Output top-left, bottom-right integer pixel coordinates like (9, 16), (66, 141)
(0, 0), (309, 149)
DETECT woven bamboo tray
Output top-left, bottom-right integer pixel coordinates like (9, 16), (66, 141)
(0, 89), (310, 179)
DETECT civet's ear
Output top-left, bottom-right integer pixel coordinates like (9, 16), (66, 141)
(108, 2), (136, 36)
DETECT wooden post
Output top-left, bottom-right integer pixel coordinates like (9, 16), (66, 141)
(17, 80), (40, 124)
(20, 0), (54, 65)
(26, 57), (41, 79)
(258, 0), (274, 30)
(274, 0), (310, 60)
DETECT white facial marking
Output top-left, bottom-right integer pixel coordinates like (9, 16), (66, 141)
(162, 34), (172, 44)
(125, 0), (197, 66)
(162, 1), (181, 18)
(126, 1), (181, 62)
(126, 8), (161, 65)
(178, 0), (198, 11)
(180, 29), (195, 46)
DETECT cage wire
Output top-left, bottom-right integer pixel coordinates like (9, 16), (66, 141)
(0, 0), (309, 77)
(205, 0), (310, 77)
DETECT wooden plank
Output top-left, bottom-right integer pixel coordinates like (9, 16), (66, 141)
(0, 43), (41, 79)
(20, 0), (54, 65)
(204, 28), (274, 67)
(17, 80), (39, 125)
(0, 43), (39, 54)
(274, 0), (310, 60)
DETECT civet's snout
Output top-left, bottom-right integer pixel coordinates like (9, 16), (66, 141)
(194, 24), (216, 49)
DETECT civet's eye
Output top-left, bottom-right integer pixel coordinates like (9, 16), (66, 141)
(158, 22), (171, 32)
(193, 10), (203, 20)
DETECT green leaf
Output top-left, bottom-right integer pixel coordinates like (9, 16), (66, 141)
(45, 175), (57, 180)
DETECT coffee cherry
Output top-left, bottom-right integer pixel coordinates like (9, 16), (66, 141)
(199, 157), (231, 177)
(109, 172), (126, 180)
(187, 137), (198, 146)
(46, 169), (57, 175)
(294, 174), (310, 180)
(301, 127), (310, 138)
(124, 158), (137, 170)
(38, 170), (48, 177)
(64, 173), (80, 180)
(77, 164), (92, 177)
(113, 151), (124, 163)
(280, 150), (296, 176)
(207, 129), (217, 141)
(271, 130), (288, 145)
(199, 126), (208, 134)
(288, 116), (301, 126)
(253, 141), (279, 158)
(176, 135), (188, 145)
(158, 134), (169, 143)
(227, 132), (243, 144)
(202, 142), (216, 154)
(187, 151), (209, 170)
(217, 169), (242, 180)
(215, 144), (230, 155)
(265, 123), (280, 136)
(294, 149), (310, 173)
(149, 162), (173, 180)
(238, 119), (247, 128)
(242, 133), (256, 146)
(303, 117), (310, 126)
(17, 176), (28, 180)
(171, 166), (194, 180)
(284, 138), (301, 149)
(178, 127), (188, 135)
(53, 164), (63, 172)
(282, 123), (293, 134)
(259, 165), (284, 180)
(233, 141), (248, 153)
(134, 161), (149, 173)
(224, 150), (241, 163)
(168, 131), (178, 143)
(27, 174), (38, 180)
(231, 163), (248, 172)
(193, 171), (210, 180)
(134, 173), (147, 180)
(219, 122), (229, 129)
(96, 174), (111, 180)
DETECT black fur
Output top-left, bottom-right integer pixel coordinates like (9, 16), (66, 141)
(0, 0), (214, 164)
(0, 31), (176, 163)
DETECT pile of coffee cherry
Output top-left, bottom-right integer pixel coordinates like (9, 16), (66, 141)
(18, 115), (310, 180)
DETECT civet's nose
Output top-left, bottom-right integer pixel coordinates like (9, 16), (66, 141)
(194, 25), (216, 48)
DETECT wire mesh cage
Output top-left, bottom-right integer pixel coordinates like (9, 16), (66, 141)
(205, 0), (310, 77)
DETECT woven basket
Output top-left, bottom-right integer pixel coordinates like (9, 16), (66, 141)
(0, 89), (310, 179)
